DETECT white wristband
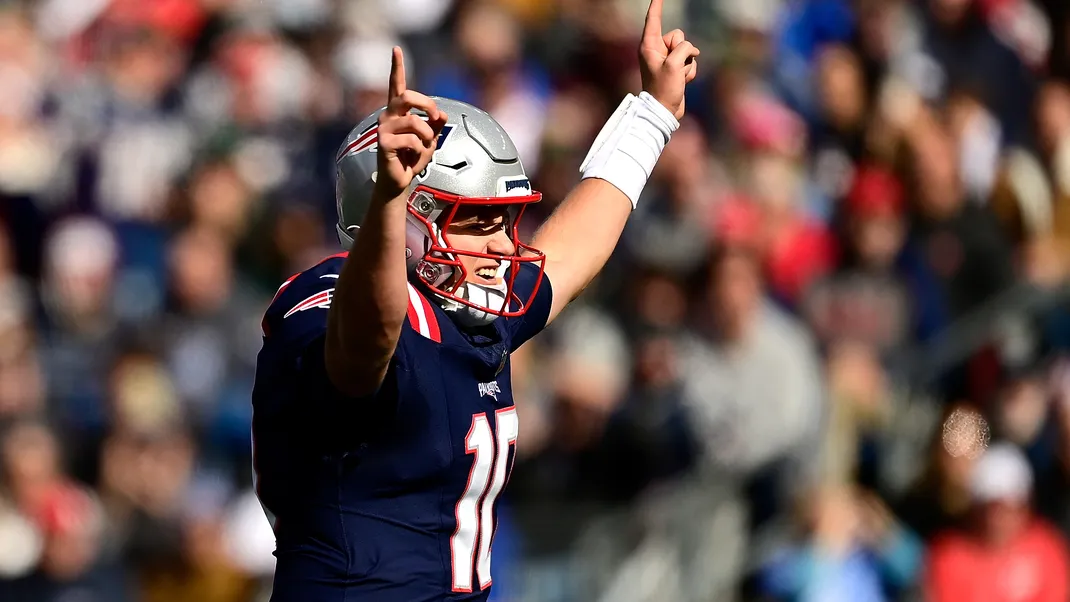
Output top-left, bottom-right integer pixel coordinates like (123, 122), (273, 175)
(579, 91), (679, 209)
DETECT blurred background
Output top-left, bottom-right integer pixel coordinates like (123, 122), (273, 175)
(1, 0), (1070, 600)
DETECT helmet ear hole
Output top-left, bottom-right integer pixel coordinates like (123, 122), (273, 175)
(411, 191), (437, 217)
(417, 261), (445, 284)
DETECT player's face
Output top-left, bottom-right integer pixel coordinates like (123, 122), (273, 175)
(443, 204), (516, 286)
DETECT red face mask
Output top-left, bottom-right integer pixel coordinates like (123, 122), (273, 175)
(406, 184), (546, 319)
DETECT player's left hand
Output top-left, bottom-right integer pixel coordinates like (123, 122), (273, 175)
(638, 0), (700, 120)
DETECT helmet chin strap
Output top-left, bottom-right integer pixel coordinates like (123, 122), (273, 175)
(438, 260), (510, 328)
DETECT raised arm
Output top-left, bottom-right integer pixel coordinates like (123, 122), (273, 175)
(531, 0), (699, 324)
(325, 48), (446, 397)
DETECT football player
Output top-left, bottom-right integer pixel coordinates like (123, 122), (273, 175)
(251, 1), (699, 600)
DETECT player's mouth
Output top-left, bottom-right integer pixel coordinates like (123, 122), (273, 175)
(472, 264), (503, 286)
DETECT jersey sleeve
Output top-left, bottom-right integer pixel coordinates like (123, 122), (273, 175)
(252, 259), (410, 489)
(261, 272), (336, 351)
(504, 262), (553, 351)
(258, 258), (409, 404)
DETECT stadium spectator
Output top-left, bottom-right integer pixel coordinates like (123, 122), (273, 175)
(925, 443), (1070, 602)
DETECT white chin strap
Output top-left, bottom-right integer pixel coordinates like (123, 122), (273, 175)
(440, 261), (509, 327)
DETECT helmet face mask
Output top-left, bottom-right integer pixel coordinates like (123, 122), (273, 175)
(335, 98), (546, 326)
(406, 185), (545, 324)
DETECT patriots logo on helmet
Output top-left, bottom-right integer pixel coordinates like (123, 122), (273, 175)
(434, 124), (454, 150)
(416, 125), (457, 182)
(337, 123), (455, 163)
(337, 124), (379, 161)
(284, 288), (334, 318)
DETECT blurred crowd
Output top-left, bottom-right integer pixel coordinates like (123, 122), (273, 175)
(1, 0), (1070, 600)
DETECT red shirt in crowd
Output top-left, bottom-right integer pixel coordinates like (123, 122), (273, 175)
(926, 520), (1070, 602)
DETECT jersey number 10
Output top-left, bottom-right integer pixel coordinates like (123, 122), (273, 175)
(451, 407), (519, 592)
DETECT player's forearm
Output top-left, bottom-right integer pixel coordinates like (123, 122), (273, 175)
(326, 191), (409, 396)
(532, 178), (631, 320)
(533, 91), (679, 323)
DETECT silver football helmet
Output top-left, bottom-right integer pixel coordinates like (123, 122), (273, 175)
(335, 97), (545, 327)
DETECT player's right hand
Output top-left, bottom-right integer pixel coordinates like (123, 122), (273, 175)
(375, 47), (448, 199)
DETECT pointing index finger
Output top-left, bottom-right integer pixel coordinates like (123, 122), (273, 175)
(643, 0), (664, 44)
(388, 46), (406, 101)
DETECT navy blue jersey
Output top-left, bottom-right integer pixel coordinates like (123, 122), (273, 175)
(252, 253), (552, 602)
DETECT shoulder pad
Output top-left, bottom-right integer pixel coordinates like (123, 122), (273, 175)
(261, 253), (347, 340)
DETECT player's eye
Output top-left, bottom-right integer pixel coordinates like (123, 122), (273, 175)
(476, 217), (508, 234)
(446, 207), (510, 235)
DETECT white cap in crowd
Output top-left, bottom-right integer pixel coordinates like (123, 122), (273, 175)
(970, 442), (1033, 504)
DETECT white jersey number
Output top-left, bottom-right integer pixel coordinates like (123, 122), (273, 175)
(450, 407), (519, 592)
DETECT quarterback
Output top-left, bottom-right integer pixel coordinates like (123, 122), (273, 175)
(251, 1), (699, 600)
